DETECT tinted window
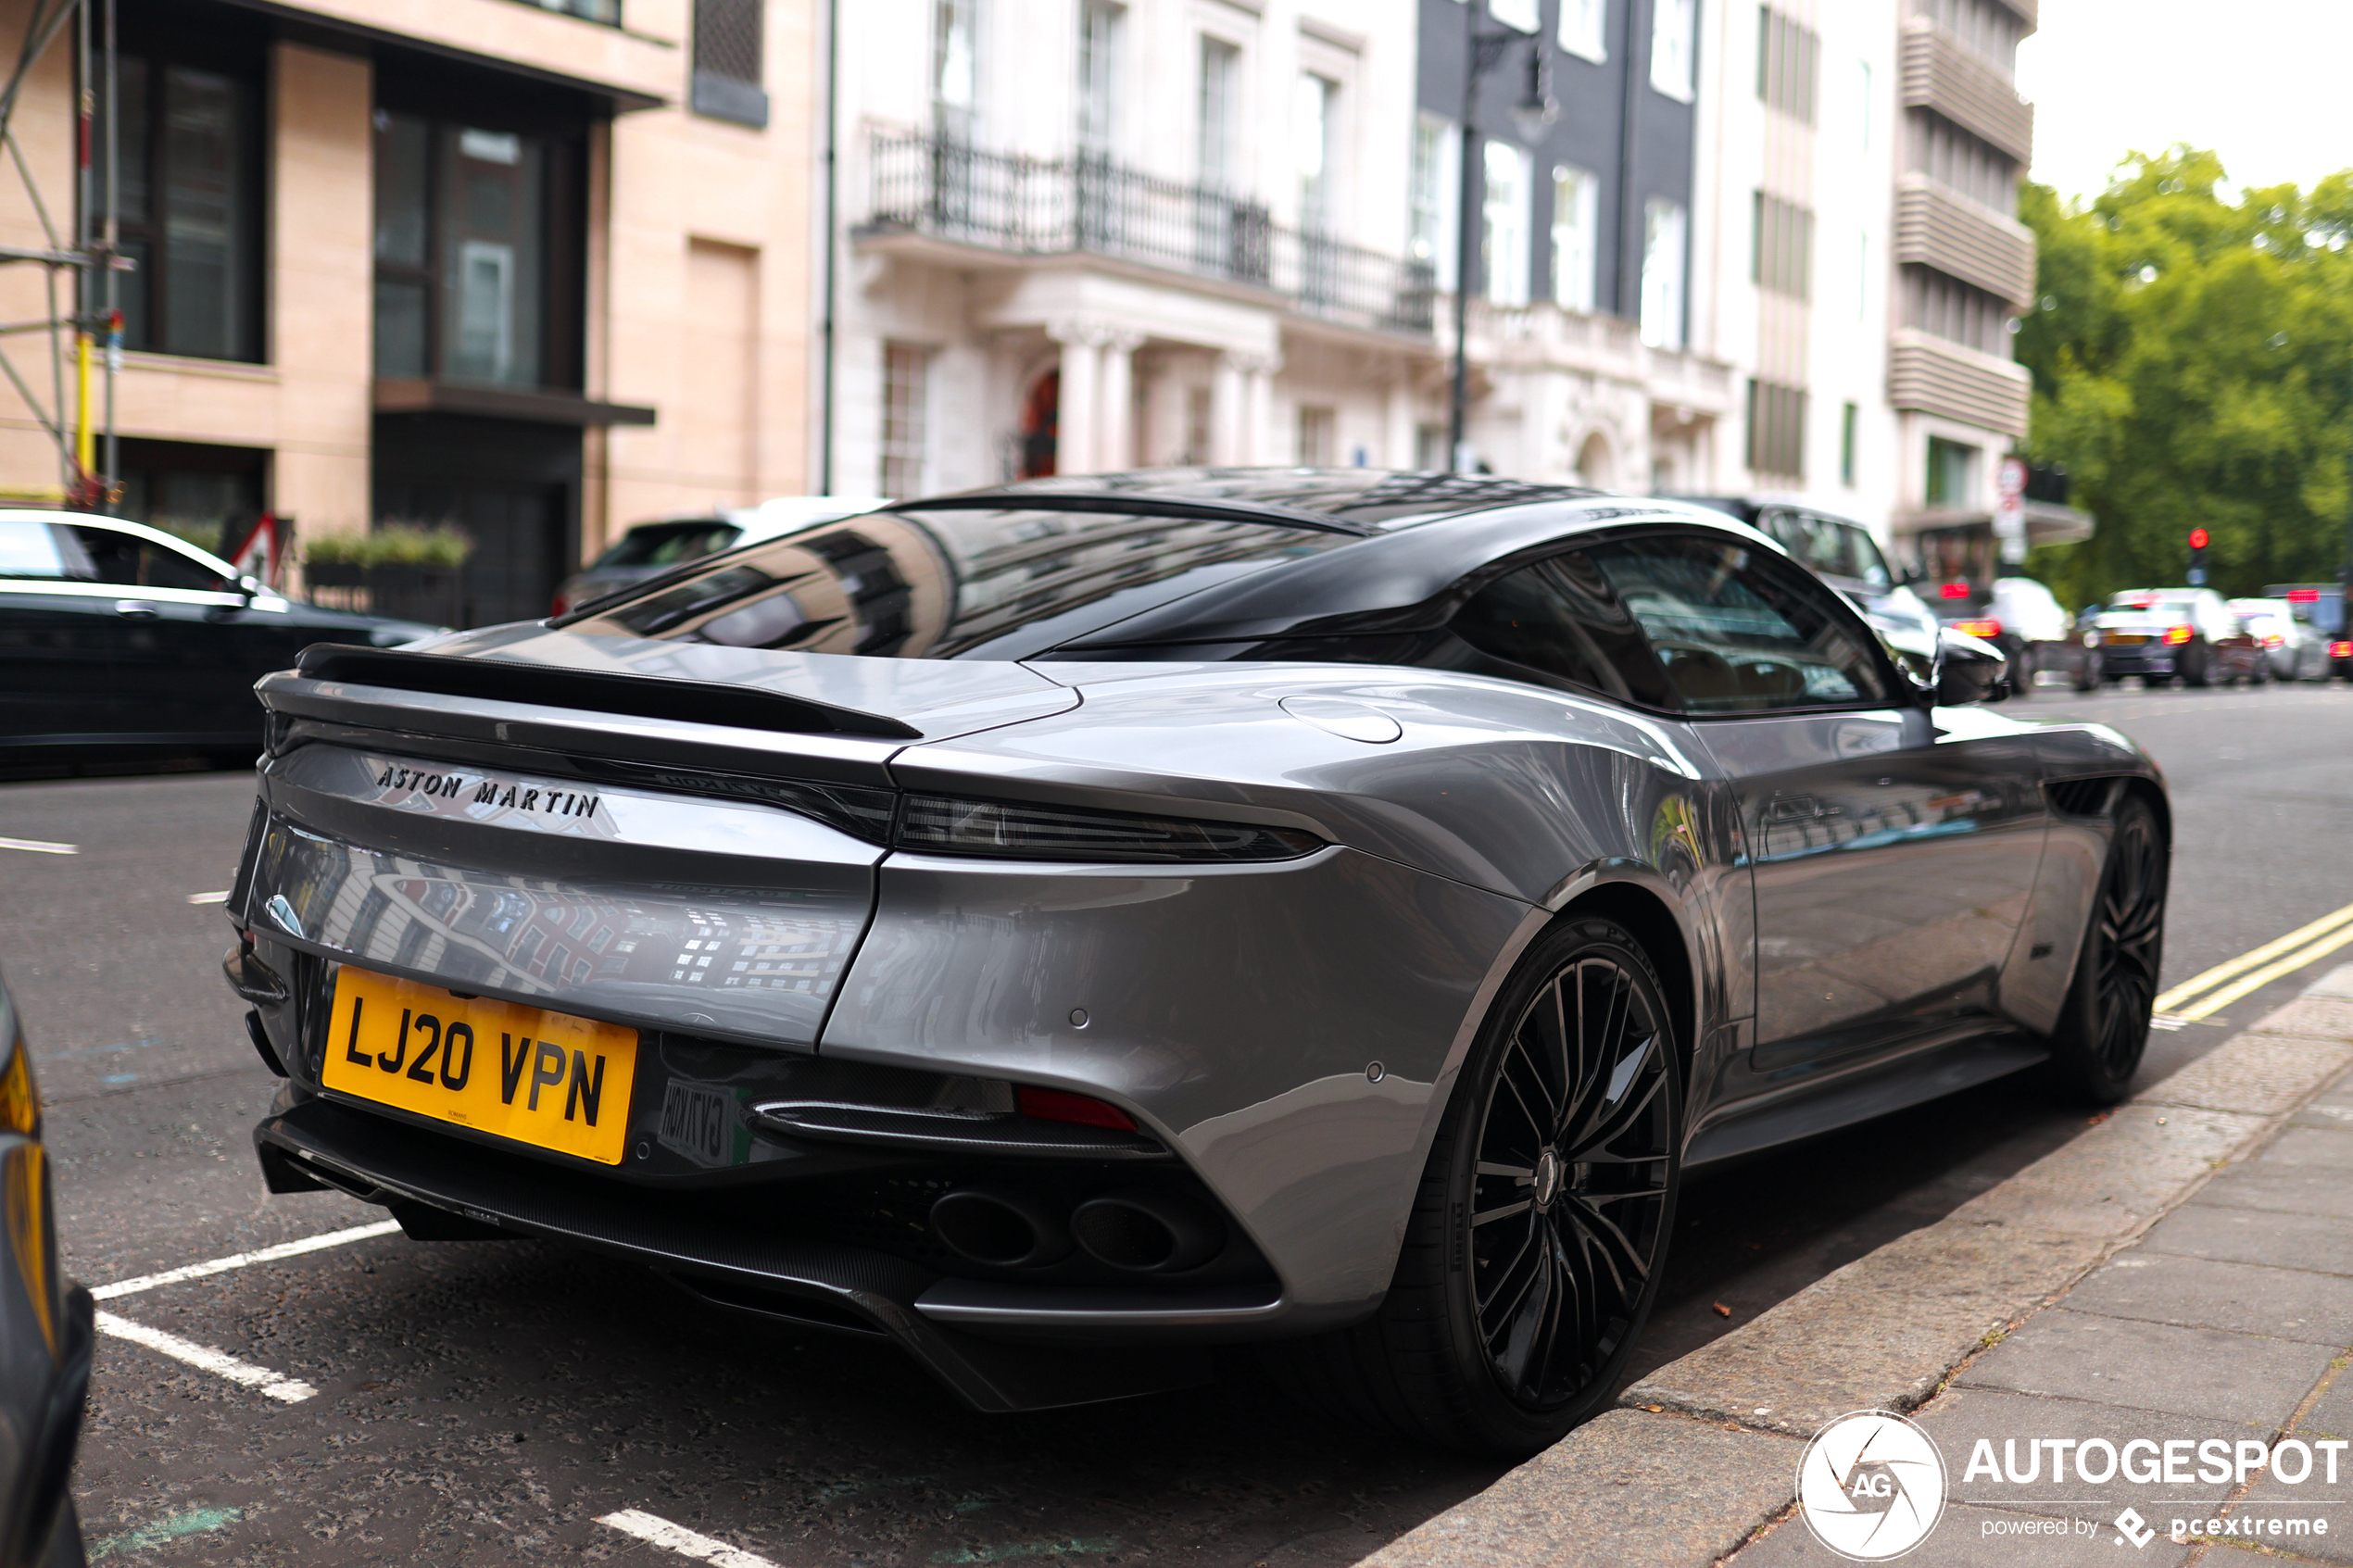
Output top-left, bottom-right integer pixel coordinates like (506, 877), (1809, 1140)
(565, 506), (1355, 659)
(0, 521), (70, 579)
(66, 523), (231, 592)
(596, 521), (743, 570)
(1585, 535), (1891, 713)
(1763, 509), (1893, 589)
(1453, 552), (1675, 706)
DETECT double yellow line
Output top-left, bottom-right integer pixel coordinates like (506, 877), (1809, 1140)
(2154, 898), (2353, 1022)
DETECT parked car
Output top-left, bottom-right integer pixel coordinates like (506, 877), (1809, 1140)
(0, 970), (92, 1567)
(1936, 576), (2101, 696)
(0, 511), (443, 769)
(2230, 597), (2331, 682)
(2260, 583), (2351, 680)
(549, 495), (892, 617)
(228, 470), (2163, 1458)
(2092, 588), (2267, 687)
(1665, 495), (1940, 642)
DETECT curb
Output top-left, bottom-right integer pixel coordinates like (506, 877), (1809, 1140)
(1357, 965), (2353, 1568)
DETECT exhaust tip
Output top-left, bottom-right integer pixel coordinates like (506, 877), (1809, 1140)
(1071, 1191), (1223, 1273)
(930, 1189), (1071, 1269)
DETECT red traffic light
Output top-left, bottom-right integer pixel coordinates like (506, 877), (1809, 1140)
(2188, 528), (2209, 550)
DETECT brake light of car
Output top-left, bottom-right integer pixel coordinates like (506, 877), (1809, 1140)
(1939, 583), (1970, 600)
(1951, 619), (2001, 638)
(2265, 634), (2284, 647)
(2288, 589), (2321, 603)
(549, 592), (571, 617)
(894, 793), (1326, 863)
(1016, 1085), (1139, 1132)
(2334, 641), (2353, 659)
(2163, 625), (2193, 645)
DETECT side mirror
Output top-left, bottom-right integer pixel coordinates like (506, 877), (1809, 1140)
(1931, 627), (2008, 706)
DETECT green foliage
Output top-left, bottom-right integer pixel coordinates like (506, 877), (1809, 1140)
(2019, 147), (2353, 606)
(305, 524), (472, 570)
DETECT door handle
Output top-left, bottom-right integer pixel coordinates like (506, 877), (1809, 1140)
(1765, 795), (1826, 822)
(112, 599), (159, 620)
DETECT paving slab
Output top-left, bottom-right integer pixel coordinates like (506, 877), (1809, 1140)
(2142, 1202), (2353, 1277)
(2194, 1162), (2353, 1222)
(2141, 1035), (2353, 1117)
(2250, 995), (2353, 1042)
(1355, 1410), (1797, 1568)
(1955, 1309), (2335, 1428)
(2292, 1368), (2353, 1444)
(1622, 1222), (2108, 1436)
(1726, 1503), (2197, 1566)
(1908, 1386), (2247, 1522)
(2246, 1125), (2353, 1173)
(1942, 1104), (2266, 1236)
(2060, 1249), (2353, 1345)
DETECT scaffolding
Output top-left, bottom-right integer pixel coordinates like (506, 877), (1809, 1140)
(0, 0), (116, 509)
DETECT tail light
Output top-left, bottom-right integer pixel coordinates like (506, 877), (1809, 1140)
(1951, 619), (2001, 638)
(2334, 641), (2353, 659)
(1938, 582), (1971, 600)
(895, 794), (1325, 863)
(549, 592), (571, 617)
(1016, 1086), (1139, 1131)
(2163, 625), (2193, 645)
(2265, 634), (2284, 647)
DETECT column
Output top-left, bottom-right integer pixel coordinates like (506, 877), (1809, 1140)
(1210, 351), (1248, 466)
(1384, 380), (1416, 470)
(1241, 355), (1279, 465)
(1051, 320), (1101, 476)
(1096, 331), (1143, 471)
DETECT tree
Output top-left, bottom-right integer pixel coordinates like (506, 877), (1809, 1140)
(2017, 148), (2353, 607)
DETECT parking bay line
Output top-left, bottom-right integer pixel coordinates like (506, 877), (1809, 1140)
(598, 1511), (786, 1568)
(95, 1311), (317, 1402)
(90, 1218), (402, 1301)
(2154, 897), (2353, 1014)
(0, 836), (76, 855)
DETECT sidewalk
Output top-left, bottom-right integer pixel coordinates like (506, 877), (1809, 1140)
(1360, 966), (2353, 1568)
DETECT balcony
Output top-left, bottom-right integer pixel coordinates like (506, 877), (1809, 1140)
(1899, 19), (2032, 165)
(1893, 175), (2036, 307)
(1887, 330), (2030, 437)
(1469, 301), (1735, 417)
(862, 128), (1435, 339)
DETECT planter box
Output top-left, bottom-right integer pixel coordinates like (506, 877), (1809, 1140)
(299, 561), (468, 628)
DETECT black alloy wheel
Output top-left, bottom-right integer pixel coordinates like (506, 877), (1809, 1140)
(1265, 918), (1681, 1455)
(2180, 642), (2211, 687)
(2045, 794), (2168, 1102)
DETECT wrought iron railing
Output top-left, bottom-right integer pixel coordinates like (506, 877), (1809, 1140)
(864, 129), (1434, 337)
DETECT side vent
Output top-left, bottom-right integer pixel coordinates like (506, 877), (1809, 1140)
(2045, 777), (2118, 818)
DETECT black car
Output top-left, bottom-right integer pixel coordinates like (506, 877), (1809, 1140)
(0, 972), (91, 1567)
(0, 511), (442, 769)
(1666, 496), (1940, 643)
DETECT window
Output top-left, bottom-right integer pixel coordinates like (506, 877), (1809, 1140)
(97, 49), (263, 362)
(1650, 0), (1697, 102)
(1488, 0), (1540, 31)
(1198, 37), (1239, 191)
(1559, 0), (1607, 62)
(1855, 230), (1869, 321)
(1756, 7), (1818, 123)
(64, 522), (233, 594)
(1751, 191), (1814, 300)
(933, 0), (981, 141)
(1453, 551), (1674, 706)
(373, 111), (577, 390)
(1481, 140), (1531, 307)
(1296, 405), (1336, 466)
(879, 344), (932, 497)
(1639, 198), (1687, 348)
(1747, 379), (1806, 478)
(1077, 1), (1124, 155)
(1857, 60), (1874, 151)
(1295, 73), (1337, 228)
(1926, 436), (1976, 508)
(1911, 112), (2018, 213)
(1586, 535), (1889, 713)
(1409, 114), (1459, 291)
(1840, 402), (1858, 486)
(691, 0), (768, 126)
(118, 437), (266, 550)
(1901, 266), (2009, 354)
(1551, 165), (1598, 313)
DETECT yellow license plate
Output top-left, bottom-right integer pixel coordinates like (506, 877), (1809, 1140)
(323, 968), (638, 1165)
(2106, 633), (2147, 646)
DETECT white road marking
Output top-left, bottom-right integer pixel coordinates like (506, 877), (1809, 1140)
(92, 1219), (403, 1301)
(95, 1311), (317, 1402)
(598, 1510), (786, 1567)
(0, 836), (77, 855)
(184, 890), (231, 905)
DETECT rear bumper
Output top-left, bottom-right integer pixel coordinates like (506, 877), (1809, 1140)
(256, 1086), (1255, 1411)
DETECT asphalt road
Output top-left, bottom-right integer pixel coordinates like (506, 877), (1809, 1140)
(4, 677), (2347, 1566)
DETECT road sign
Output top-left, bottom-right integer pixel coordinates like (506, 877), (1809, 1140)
(1994, 458), (2028, 564)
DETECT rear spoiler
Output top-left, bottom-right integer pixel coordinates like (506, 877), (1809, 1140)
(294, 645), (922, 741)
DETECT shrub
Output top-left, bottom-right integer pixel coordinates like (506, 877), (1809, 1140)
(306, 523), (473, 570)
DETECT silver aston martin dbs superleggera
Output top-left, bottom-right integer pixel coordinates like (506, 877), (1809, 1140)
(223, 470), (2167, 1455)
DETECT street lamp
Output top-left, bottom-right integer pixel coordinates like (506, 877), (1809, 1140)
(1449, 2), (1555, 472)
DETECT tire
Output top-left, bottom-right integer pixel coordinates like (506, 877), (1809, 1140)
(1264, 917), (1682, 1456)
(2008, 647), (2033, 699)
(2043, 794), (2167, 1103)
(2182, 645), (2210, 687)
(2073, 652), (2101, 693)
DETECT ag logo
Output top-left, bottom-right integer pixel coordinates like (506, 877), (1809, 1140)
(1796, 1411), (1947, 1561)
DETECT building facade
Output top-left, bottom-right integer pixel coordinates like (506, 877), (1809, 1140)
(827, 0), (1443, 495)
(0, 0), (816, 623)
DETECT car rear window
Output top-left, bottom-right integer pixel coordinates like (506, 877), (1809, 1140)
(594, 521), (743, 570)
(563, 506), (1356, 659)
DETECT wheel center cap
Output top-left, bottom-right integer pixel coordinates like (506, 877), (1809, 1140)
(1532, 1150), (1563, 1210)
